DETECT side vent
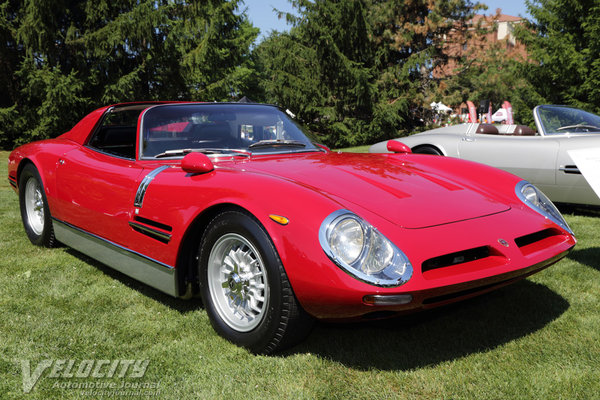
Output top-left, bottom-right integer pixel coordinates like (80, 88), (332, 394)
(129, 216), (173, 244)
(133, 216), (172, 232)
(8, 175), (17, 188)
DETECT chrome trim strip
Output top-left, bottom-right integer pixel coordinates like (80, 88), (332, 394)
(53, 218), (179, 297)
(134, 165), (170, 208)
(129, 221), (172, 243)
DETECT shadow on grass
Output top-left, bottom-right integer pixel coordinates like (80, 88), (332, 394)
(557, 203), (600, 218)
(567, 247), (600, 271)
(66, 249), (569, 370)
(65, 248), (203, 314)
(287, 280), (568, 371)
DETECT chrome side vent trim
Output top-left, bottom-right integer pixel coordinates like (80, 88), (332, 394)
(129, 221), (172, 244)
(134, 216), (172, 232)
(134, 165), (170, 208)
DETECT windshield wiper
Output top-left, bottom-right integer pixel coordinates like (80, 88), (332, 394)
(154, 148), (251, 158)
(556, 123), (600, 131)
(248, 139), (307, 149)
(155, 148), (217, 158)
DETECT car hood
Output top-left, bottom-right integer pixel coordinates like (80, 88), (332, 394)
(237, 152), (510, 229)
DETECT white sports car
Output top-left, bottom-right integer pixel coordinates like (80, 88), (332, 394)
(370, 105), (600, 206)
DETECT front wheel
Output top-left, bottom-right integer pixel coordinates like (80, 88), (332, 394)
(198, 210), (313, 354)
(18, 163), (56, 247)
(412, 145), (442, 155)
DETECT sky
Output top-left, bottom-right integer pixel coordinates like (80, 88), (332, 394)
(244, 1), (531, 41)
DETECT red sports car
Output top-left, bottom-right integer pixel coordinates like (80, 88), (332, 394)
(8, 102), (576, 354)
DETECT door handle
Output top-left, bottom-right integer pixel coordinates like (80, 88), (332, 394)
(559, 165), (581, 174)
(461, 137), (475, 142)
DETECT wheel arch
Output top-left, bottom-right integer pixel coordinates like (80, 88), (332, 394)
(411, 143), (446, 156)
(175, 203), (262, 298)
(16, 157), (37, 188)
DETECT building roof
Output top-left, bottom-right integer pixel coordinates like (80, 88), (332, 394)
(471, 12), (523, 25)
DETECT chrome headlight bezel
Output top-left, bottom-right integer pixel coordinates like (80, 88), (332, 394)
(318, 210), (413, 287)
(515, 180), (573, 235)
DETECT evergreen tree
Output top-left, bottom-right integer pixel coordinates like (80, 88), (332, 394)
(255, 0), (478, 147)
(255, 0), (376, 147)
(517, 0), (600, 113)
(0, 0), (258, 149)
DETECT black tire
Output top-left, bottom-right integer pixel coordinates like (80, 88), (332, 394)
(18, 163), (56, 247)
(198, 210), (313, 354)
(413, 145), (442, 155)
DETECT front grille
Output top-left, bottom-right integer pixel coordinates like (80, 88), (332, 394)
(515, 228), (563, 256)
(422, 246), (490, 273)
(515, 229), (555, 248)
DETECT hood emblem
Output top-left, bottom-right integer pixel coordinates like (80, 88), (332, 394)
(498, 238), (509, 247)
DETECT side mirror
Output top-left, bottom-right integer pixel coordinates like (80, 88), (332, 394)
(387, 140), (412, 154)
(181, 152), (214, 174)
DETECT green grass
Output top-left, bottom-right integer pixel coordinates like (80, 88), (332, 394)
(1, 150), (599, 399)
(336, 144), (371, 153)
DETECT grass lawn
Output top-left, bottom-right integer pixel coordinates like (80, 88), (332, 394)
(336, 144), (371, 153)
(1, 149), (599, 399)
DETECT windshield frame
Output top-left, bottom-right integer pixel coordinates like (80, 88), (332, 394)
(138, 102), (322, 160)
(534, 104), (600, 136)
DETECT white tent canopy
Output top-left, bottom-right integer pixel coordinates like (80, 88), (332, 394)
(430, 102), (453, 113)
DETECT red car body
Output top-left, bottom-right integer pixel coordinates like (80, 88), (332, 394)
(8, 102), (576, 353)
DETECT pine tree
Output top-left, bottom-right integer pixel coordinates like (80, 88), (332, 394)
(0, 0), (258, 149)
(254, 0), (376, 147)
(254, 0), (478, 147)
(517, 0), (600, 113)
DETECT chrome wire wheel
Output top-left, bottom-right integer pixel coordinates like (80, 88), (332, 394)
(207, 233), (269, 332)
(24, 177), (45, 235)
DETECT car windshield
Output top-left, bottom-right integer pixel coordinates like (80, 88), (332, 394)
(140, 103), (319, 158)
(537, 105), (600, 135)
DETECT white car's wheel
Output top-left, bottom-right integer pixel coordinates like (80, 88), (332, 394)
(413, 145), (442, 155)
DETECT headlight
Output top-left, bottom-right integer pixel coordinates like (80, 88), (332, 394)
(319, 210), (413, 287)
(516, 181), (573, 234)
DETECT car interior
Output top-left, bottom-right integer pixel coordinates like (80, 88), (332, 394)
(476, 123), (537, 136)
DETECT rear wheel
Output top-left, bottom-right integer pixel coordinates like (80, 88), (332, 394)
(19, 164), (56, 247)
(412, 145), (442, 155)
(198, 210), (313, 354)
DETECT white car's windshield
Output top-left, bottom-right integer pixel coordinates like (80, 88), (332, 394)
(140, 103), (319, 158)
(537, 105), (600, 135)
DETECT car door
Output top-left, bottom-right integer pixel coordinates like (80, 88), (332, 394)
(55, 146), (145, 246)
(457, 133), (560, 188)
(552, 135), (600, 205)
(54, 107), (145, 246)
